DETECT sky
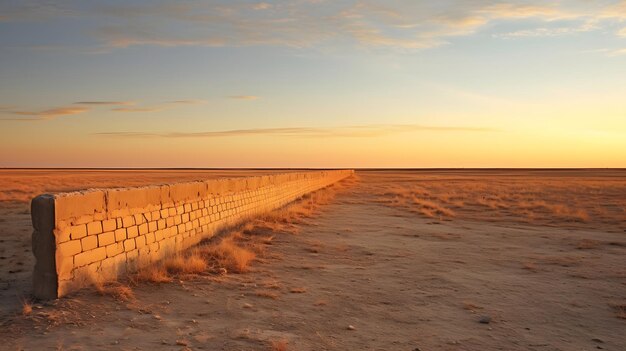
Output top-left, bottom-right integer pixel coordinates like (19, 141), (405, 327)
(0, 0), (625, 168)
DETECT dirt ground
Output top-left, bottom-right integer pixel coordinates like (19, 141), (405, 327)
(0, 169), (624, 350)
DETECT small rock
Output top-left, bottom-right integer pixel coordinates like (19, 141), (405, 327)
(347, 325), (356, 330)
(176, 339), (188, 346)
(592, 338), (604, 343)
(478, 315), (492, 324)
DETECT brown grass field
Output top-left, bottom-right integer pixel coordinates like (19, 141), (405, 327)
(0, 169), (625, 350)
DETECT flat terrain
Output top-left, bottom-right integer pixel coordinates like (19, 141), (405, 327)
(0, 169), (625, 350)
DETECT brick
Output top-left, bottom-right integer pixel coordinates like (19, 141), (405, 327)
(102, 219), (116, 232)
(55, 227), (72, 243)
(56, 255), (73, 280)
(122, 215), (135, 228)
(184, 203), (192, 212)
(98, 231), (115, 247)
(134, 213), (146, 225)
(57, 240), (82, 257)
(127, 225), (139, 238)
(81, 235), (98, 251)
(106, 242), (124, 257)
(151, 210), (161, 221)
(114, 228), (126, 242)
(116, 217), (123, 228)
(74, 247), (106, 267)
(146, 232), (155, 244)
(168, 207), (177, 217)
(157, 219), (166, 229)
(136, 235), (146, 248)
(124, 239), (136, 251)
(155, 230), (165, 241)
(87, 221), (103, 235)
(160, 208), (169, 218)
(138, 223), (149, 235)
(148, 221), (157, 232)
(69, 224), (87, 240)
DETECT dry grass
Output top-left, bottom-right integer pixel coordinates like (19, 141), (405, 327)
(94, 281), (135, 302)
(254, 290), (280, 299)
(577, 239), (601, 250)
(462, 301), (483, 312)
(133, 265), (172, 284)
(164, 253), (208, 274)
(21, 299), (32, 316)
(367, 172), (626, 230)
(269, 339), (288, 351)
(198, 237), (256, 273)
(522, 262), (539, 272)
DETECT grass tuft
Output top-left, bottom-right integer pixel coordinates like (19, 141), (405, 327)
(269, 339), (288, 351)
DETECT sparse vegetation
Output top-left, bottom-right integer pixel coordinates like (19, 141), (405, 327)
(269, 339), (288, 351)
(254, 290), (280, 299)
(94, 282), (135, 301)
(370, 174), (625, 229)
(21, 298), (32, 316)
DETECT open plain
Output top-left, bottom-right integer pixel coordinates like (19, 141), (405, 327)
(0, 169), (625, 350)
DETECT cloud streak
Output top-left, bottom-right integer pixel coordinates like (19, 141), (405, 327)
(75, 101), (135, 106)
(4, 106), (89, 121)
(78, 1), (626, 51)
(228, 95), (260, 100)
(3, 1), (626, 52)
(94, 124), (497, 139)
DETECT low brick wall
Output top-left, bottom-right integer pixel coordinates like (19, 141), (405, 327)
(31, 170), (353, 299)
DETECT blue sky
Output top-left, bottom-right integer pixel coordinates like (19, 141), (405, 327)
(1, 1), (625, 167)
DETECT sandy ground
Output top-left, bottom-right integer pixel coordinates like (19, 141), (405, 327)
(0, 169), (625, 350)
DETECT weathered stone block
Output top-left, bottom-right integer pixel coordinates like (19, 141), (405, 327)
(102, 219), (116, 232)
(98, 231), (115, 247)
(123, 238), (136, 252)
(122, 215), (135, 228)
(81, 235), (98, 251)
(54, 190), (105, 223)
(57, 240), (81, 258)
(114, 228), (126, 242)
(74, 247), (106, 267)
(106, 242), (124, 258)
(69, 224), (87, 240)
(127, 225), (139, 238)
(86, 221), (103, 235)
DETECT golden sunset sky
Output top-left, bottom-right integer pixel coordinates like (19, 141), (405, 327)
(1, 1), (625, 167)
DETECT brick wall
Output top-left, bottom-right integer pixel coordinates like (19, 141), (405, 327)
(31, 170), (354, 299)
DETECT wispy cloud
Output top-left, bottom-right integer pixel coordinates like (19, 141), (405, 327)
(167, 99), (207, 105)
(111, 107), (165, 113)
(75, 101), (135, 106)
(228, 95), (260, 100)
(493, 21), (596, 39)
(3, 1), (626, 52)
(77, 1), (626, 52)
(4, 106), (89, 121)
(94, 124), (496, 139)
